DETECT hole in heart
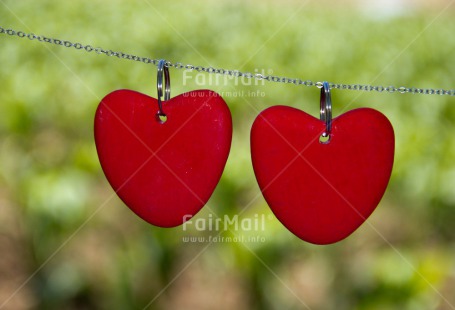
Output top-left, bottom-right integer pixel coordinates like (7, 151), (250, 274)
(319, 133), (331, 144)
(156, 113), (168, 124)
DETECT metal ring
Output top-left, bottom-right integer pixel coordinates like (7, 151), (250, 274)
(320, 81), (332, 137)
(157, 59), (171, 117)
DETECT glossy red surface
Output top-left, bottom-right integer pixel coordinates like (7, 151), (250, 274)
(251, 106), (394, 244)
(95, 89), (232, 227)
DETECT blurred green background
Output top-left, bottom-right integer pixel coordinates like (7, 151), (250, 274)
(1, 0), (455, 309)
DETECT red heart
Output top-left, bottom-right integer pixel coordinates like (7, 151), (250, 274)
(94, 89), (232, 227)
(251, 106), (394, 244)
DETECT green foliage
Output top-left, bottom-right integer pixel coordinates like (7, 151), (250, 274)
(0, 1), (454, 309)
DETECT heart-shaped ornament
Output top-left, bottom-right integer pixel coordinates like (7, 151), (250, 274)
(251, 106), (394, 244)
(95, 89), (232, 227)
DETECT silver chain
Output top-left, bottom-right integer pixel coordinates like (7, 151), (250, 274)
(1, 26), (454, 97)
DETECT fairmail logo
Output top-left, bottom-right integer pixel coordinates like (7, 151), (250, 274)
(182, 213), (266, 232)
(182, 68), (272, 87)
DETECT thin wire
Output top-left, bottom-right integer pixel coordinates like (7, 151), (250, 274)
(0, 26), (454, 97)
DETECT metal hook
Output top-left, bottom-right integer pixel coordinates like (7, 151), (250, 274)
(157, 59), (170, 118)
(320, 81), (332, 137)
